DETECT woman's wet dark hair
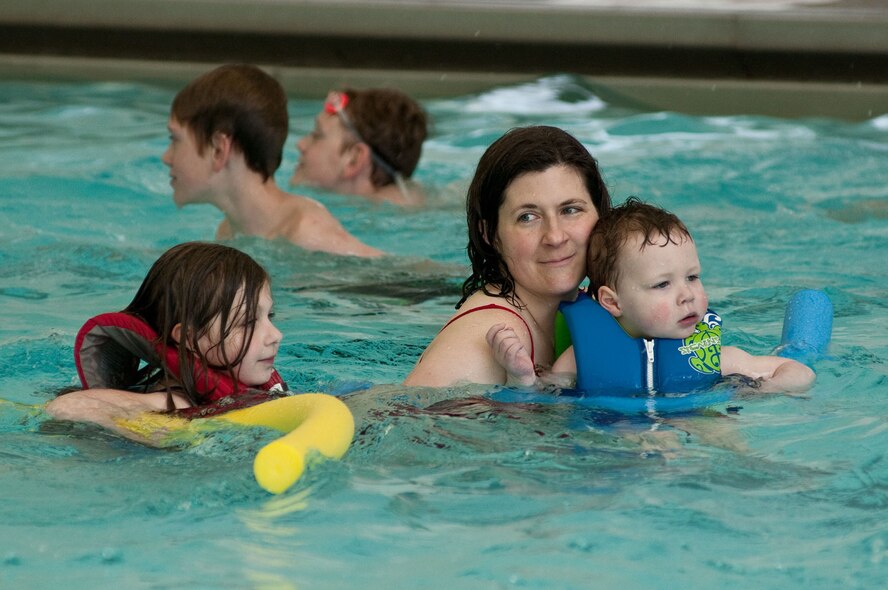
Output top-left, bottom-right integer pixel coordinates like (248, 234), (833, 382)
(123, 242), (271, 408)
(460, 125), (612, 307)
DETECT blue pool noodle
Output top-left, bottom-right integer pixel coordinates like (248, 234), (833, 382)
(774, 289), (833, 366)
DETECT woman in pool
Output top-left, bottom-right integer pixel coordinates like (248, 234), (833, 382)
(403, 126), (612, 387)
(46, 242), (286, 442)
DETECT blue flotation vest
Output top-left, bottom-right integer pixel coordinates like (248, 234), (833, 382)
(559, 292), (722, 394)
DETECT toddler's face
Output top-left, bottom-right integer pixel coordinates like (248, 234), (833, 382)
(611, 232), (708, 340)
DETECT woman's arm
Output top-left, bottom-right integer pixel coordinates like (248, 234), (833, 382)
(721, 346), (816, 394)
(45, 389), (191, 445)
(404, 309), (533, 387)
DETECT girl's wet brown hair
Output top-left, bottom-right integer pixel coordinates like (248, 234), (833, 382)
(124, 242), (271, 407)
(460, 125), (612, 307)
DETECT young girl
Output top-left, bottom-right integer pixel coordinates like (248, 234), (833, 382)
(46, 242), (287, 442)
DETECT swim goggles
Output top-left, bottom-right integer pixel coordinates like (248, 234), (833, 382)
(323, 91), (404, 184)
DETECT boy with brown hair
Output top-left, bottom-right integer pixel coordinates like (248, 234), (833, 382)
(163, 64), (384, 257)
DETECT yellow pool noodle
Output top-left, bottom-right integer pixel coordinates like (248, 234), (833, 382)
(111, 393), (354, 495)
(217, 394), (355, 494)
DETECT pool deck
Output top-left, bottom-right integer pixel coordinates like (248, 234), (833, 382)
(0, 0), (886, 119)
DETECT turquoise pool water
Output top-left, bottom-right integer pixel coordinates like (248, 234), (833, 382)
(1, 75), (886, 589)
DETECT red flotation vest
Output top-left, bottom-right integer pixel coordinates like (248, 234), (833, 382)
(74, 312), (287, 416)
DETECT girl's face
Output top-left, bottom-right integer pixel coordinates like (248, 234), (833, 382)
(495, 165), (599, 304)
(198, 282), (282, 386)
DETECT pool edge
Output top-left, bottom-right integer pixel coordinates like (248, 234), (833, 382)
(2, 54), (885, 121)
(1, 0), (887, 120)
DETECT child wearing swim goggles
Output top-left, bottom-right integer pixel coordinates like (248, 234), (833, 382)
(291, 88), (428, 207)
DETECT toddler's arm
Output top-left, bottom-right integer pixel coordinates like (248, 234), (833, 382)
(486, 323), (537, 386)
(721, 346), (815, 394)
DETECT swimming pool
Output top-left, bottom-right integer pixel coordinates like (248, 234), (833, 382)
(1, 74), (886, 589)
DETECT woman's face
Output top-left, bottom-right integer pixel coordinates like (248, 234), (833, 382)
(495, 165), (598, 303)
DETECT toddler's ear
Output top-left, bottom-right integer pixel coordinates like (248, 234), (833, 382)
(597, 286), (622, 317)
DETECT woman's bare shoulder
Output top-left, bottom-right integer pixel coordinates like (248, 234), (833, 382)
(403, 292), (528, 387)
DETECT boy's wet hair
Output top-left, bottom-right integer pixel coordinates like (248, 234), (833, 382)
(124, 241), (271, 408)
(171, 64), (288, 182)
(461, 125), (611, 308)
(587, 197), (692, 297)
(341, 87), (428, 186)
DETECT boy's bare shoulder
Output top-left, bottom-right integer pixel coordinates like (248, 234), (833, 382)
(277, 193), (343, 234)
(275, 192), (384, 257)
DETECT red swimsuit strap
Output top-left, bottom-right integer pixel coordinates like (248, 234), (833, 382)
(441, 303), (535, 364)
